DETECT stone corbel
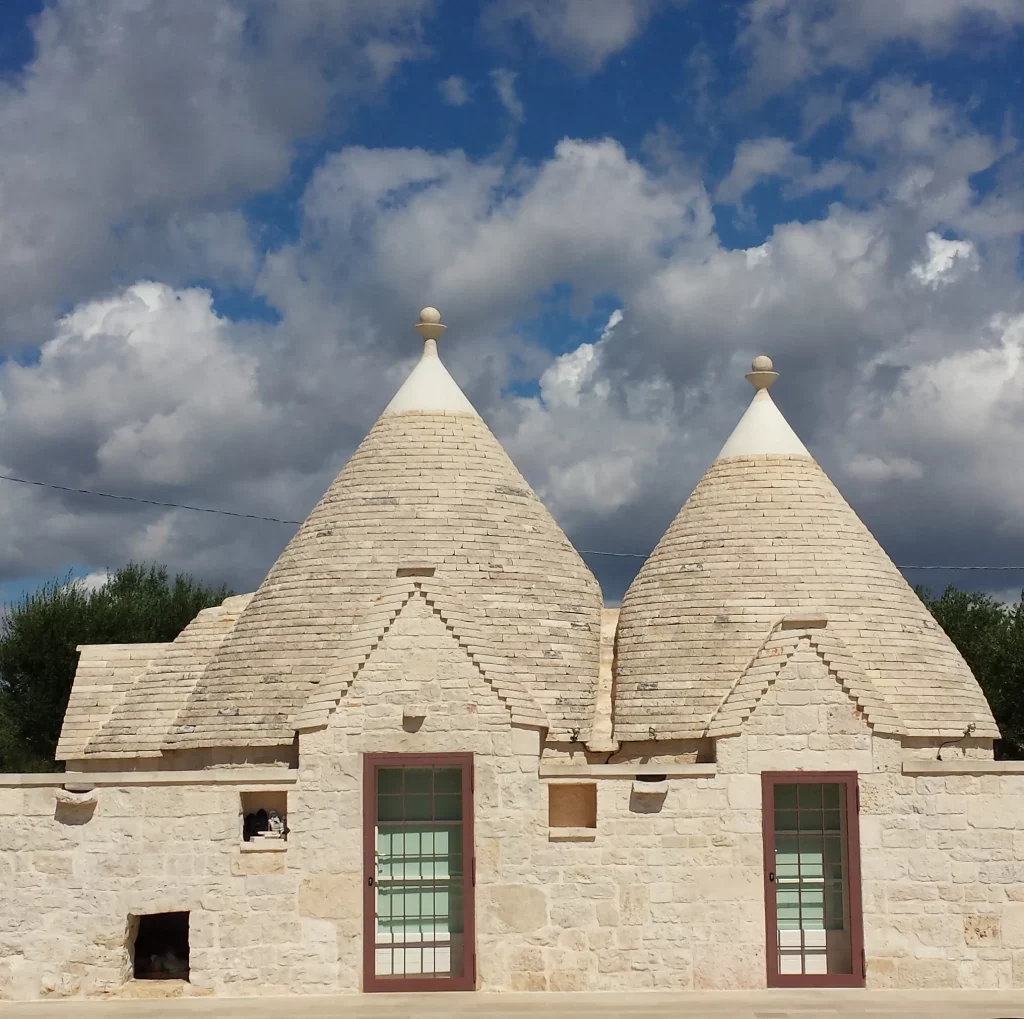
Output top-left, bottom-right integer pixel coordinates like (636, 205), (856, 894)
(630, 778), (669, 796)
(402, 705), (429, 730)
(55, 787), (97, 807)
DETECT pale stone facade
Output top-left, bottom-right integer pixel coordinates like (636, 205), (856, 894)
(2, 317), (1023, 999)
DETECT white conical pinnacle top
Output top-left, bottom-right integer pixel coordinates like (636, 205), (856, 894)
(382, 307), (479, 417)
(714, 355), (811, 459)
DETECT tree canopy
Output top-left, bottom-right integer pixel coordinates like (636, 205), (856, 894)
(916, 585), (1024, 760)
(0, 563), (232, 772)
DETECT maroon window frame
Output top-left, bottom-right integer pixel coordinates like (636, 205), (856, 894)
(761, 771), (865, 988)
(362, 752), (476, 993)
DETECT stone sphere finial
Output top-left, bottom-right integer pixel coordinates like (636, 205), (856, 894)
(414, 306), (447, 345)
(745, 353), (779, 390)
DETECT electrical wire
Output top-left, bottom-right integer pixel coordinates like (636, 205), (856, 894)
(1, 471), (1022, 571)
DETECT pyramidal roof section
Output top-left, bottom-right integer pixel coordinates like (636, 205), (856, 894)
(383, 307), (479, 417)
(715, 355), (810, 459)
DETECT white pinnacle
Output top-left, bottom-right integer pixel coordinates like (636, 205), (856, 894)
(382, 307), (479, 417)
(715, 355), (811, 459)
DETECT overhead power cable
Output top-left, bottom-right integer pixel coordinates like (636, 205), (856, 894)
(1, 471), (1022, 571)
(0, 472), (302, 525)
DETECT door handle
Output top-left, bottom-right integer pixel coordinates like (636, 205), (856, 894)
(367, 876), (374, 887)
(769, 871), (775, 883)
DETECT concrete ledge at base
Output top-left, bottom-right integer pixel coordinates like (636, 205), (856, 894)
(902, 759), (1024, 775)
(239, 841), (288, 853)
(540, 763), (715, 779)
(0, 768), (298, 789)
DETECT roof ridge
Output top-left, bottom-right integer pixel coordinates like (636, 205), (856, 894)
(707, 619), (906, 737)
(293, 574), (547, 732)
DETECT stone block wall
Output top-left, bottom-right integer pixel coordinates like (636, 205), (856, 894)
(3, 613), (1024, 998)
(0, 781), (332, 999)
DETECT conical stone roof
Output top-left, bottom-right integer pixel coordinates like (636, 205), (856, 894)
(163, 309), (602, 749)
(613, 356), (999, 742)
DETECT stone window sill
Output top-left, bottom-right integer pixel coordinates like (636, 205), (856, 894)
(239, 841), (287, 853)
(548, 827), (596, 842)
(631, 779), (669, 795)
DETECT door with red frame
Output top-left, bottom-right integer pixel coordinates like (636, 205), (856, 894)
(761, 772), (865, 987)
(363, 753), (475, 992)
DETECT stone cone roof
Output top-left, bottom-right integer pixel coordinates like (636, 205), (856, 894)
(158, 310), (602, 750)
(613, 357), (999, 742)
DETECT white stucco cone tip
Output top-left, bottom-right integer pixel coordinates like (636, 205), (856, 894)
(715, 355), (811, 459)
(383, 307), (479, 417)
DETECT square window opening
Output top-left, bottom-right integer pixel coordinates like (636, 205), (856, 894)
(241, 790), (288, 843)
(548, 783), (597, 828)
(130, 912), (190, 981)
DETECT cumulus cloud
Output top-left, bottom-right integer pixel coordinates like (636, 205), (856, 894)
(910, 233), (979, 287)
(483, 0), (661, 71)
(0, 5), (1022, 607)
(0, 0), (435, 347)
(438, 75), (471, 106)
(738, 0), (1024, 99)
(715, 137), (851, 205)
(490, 68), (525, 122)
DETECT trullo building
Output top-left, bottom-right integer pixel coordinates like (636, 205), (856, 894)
(2, 310), (1023, 1000)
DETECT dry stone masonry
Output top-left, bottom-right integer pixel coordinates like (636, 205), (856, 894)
(2, 317), (1022, 1000)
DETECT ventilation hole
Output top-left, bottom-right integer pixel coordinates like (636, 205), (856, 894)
(131, 912), (189, 981)
(396, 566), (435, 577)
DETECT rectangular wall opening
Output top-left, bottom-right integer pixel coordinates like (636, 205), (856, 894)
(548, 783), (597, 828)
(762, 772), (864, 988)
(130, 912), (190, 981)
(241, 790), (288, 843)
(364, 753), (476, 992)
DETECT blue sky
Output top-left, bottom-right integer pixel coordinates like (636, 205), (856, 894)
(0, 0), (1022, 609)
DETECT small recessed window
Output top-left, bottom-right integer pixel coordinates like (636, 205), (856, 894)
(241, 790), (288, 844)
(131, 912), (189, 981)
(548, 783), (597, 829)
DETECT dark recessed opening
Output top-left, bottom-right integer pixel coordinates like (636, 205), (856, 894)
(635, 774), (668, 783)
(132, 912), (190, 981)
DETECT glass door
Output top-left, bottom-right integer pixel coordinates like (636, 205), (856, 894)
(762, 772), (864, 987)
(362, 753), (475, 992)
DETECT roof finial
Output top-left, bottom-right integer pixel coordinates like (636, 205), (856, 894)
(745, 354), (779, 391)
(415, 307), (446, 357)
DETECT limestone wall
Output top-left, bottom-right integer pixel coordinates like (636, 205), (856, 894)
(3, 614), (1024, 998)
(0, 779), (333, 1000)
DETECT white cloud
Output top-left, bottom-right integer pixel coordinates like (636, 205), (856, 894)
(910, 232), (978, 287)
(438, 75), (471, 106)
(0, 51), (1021, 607)
(716, 138), (854, 206)
(845, 454), (925, 483)
(0, 0), (436, 347)
(483, 0), (661, 71)
(491, 68), (525, 123)
(74, 571), (110, 593)
(716, 138), (809, 204)
(738, 0), (1024, 98)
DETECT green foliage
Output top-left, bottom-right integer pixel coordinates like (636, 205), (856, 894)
(0, 563), (232, 772)
(916, 585), (1024, 760)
